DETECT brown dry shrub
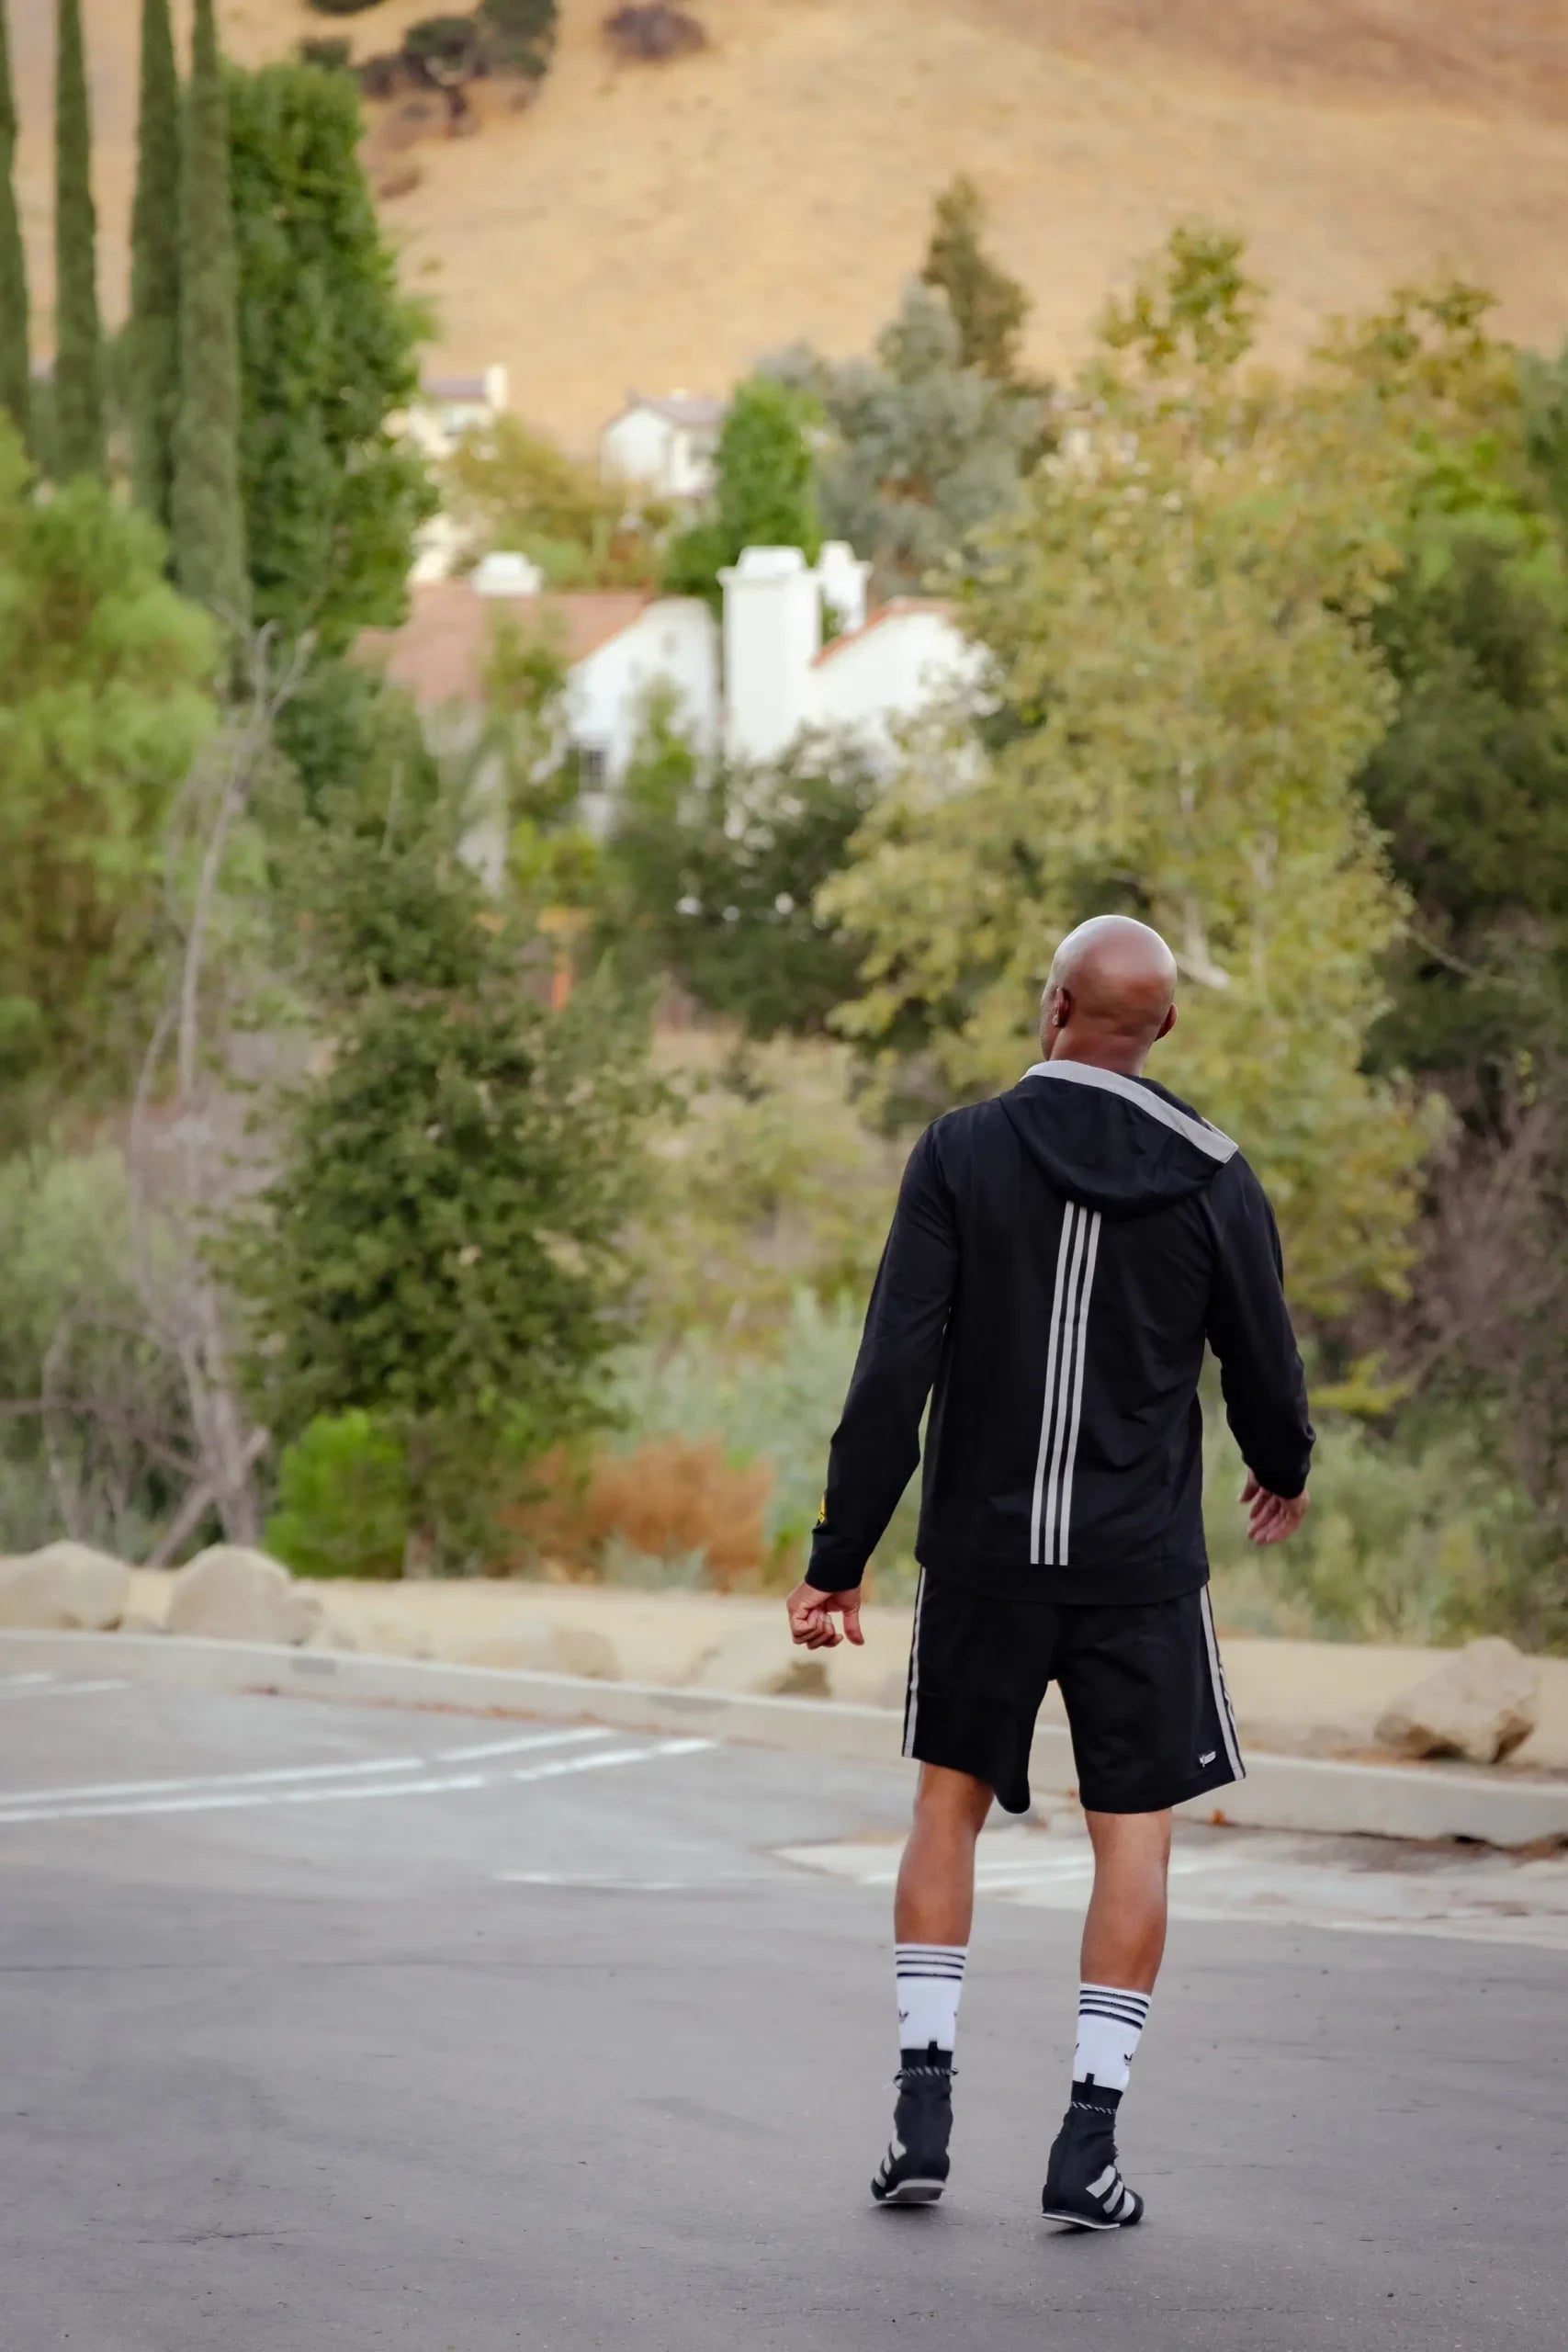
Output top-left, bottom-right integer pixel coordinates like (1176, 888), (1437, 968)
(602, 5), (708, 64)
(502, 1435), (773, 1589)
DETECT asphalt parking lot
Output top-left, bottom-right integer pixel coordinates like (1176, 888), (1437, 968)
(0, 1666), (1563, 2352)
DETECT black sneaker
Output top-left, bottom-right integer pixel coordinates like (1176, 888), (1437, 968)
(870, 2050), (953, 2206)
(1041, 2081), (1145, 2232)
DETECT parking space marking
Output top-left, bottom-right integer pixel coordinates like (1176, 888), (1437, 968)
(0, 1674), (57, 1690)
(0, 1726), (613, 1815)
(0, 1679), (127, 1701)
(0, 1729), (716, 1829)
(508, 1737), (715, 1787)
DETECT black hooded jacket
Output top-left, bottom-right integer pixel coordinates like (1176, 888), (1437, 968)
(806, 1059), (1314, 1606)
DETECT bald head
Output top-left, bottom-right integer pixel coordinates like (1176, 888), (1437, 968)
(1041, 916), (1179, 1073)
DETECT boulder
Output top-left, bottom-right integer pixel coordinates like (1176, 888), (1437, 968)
(165, 1546), (323, 1647)
(0, 1542), (130, 1630)
(1374, 1637), (1540, 1766)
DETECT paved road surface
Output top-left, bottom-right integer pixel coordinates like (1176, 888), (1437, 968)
(0, 1668), (1563, 2352)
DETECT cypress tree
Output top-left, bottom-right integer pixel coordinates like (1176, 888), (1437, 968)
(128, 0), (182, 526)
(53, 0), (106, 479)
(170, 0), (248, 625)
(0, 0), (29, 450)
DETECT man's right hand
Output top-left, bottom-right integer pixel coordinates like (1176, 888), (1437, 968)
(785, 1582), (864, 1649)
(1240, 1474), (1310, 1545)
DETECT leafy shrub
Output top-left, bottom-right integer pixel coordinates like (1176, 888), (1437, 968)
(265, 1412), (410, 1580)
(403, 15), (483, 71)
(603, 6), (708, 62)
(308, 0), (387, 15)
(480, 0), (559, 76)
(299, 38), (354, 70)
(502, 1435), (773, 1587)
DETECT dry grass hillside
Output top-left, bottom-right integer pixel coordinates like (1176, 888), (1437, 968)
(11, 0), (1568, 445)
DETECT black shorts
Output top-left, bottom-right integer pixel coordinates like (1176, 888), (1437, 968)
(901, 1572), (1245, 1815)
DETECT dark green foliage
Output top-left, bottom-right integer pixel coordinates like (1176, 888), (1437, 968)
(307, 0), (388, 13)
(663, 376), (821, 602)
(768, 284), (1041, 595)
(171, 0), (249, 624)
(0, 0), (28, 449)
(605, 710), (878, 1036)
(479, 0), (559, 76)
(128, 0), (182, 529)
(403, 15), (482, 70)
(52, 0), (105, 481)
(229, 61), (435, 649)
(274, 653), (441, 828)
(920, 174), (1030, 386)
(242, 805), (649, 1566)
(0, 418), (218, 1134)
(299, 38), (354, 71)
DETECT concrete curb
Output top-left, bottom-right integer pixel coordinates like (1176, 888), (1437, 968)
(5, 1630), (1566, 1848)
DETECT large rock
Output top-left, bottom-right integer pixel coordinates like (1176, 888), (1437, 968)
(1375, 1637), (1540, 1765)
(166, 1546), (322, 1647)
(0, 1542), (130, 1630)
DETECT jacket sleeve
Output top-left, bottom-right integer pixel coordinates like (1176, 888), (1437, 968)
(806, 1124), (960, 1592)
(1203, 1158), (1315, 1500)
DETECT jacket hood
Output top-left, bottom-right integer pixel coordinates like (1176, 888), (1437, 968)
(999, 1060), (1236, 1219)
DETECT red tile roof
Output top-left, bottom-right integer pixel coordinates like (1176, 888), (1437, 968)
(811, 596), (954, 667)
(361, 582), (653, 708)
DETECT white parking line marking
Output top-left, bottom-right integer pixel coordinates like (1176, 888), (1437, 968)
(0, 1727), (611, 1813)
(0, 1679), (126, 1700)
(0, 1673), (56, 1690)
(432, 1729), (611, 1766)
(0, 1732), (712, 1827)
(510, 1737), (715, 1786)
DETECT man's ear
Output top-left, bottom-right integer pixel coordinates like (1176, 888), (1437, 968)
(1156, 1002), (1178, 1043)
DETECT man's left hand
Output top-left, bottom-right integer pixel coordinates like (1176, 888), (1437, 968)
(785, 1582), (864, 1649)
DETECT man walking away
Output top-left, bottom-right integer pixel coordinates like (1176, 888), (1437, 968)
(785, 916), (1313, 2229)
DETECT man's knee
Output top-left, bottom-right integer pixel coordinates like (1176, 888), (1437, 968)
(913, 1762), (995, 1837)
(1085, 1806), (1172, 1879)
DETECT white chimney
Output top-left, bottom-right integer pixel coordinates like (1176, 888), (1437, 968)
(471, 549), (543, 598)
(816, 540), (872, 639)
(718, 545), (821, 763)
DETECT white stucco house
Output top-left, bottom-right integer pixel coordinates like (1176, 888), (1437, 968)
(600, 391), (726, 502)
(365, 541), (977, 875)
(402, 364), (511, 464)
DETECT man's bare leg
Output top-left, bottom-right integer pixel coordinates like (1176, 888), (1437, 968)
(1043, 1807), (1172, 2230)
(894, 1762), (994, 1945)
(1080, 1807), (1170, 1992)
(872, 1765), (992, 2204)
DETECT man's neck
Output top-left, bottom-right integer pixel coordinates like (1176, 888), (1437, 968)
(1045, 1035), (1149, 1078)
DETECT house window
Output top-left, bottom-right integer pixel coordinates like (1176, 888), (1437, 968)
(576, 742), (610, 790)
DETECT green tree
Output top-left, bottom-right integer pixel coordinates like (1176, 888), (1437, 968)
(605, 709), (880, 1036)
(0, 419), (218, 1132)
(663, 376), (821, 602)
(445, 414), (669, 587)
(171, 0), (249, 624)
(52, 0), (105, 481)
(127, 0), (183, 530)
(769, 282), (1041, 596)
(229, 59), (434, 647)
(825, 229), (1432, 1316)
(242, 800), (649, 1566)
(0, 0), (28, 449)
(920, 173), (1030, 386)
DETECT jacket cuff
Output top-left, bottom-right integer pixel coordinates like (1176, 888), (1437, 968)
(806, 1545), (866, 1594)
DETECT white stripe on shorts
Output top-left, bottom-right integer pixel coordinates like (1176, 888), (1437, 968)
(1199, 1585), (1245, 1781)
(902, 1566), (928, 1758)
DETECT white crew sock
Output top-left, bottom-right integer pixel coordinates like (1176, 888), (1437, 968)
(1074, 1983), (1151, 2093)
(896, 1943), (967, 2057)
